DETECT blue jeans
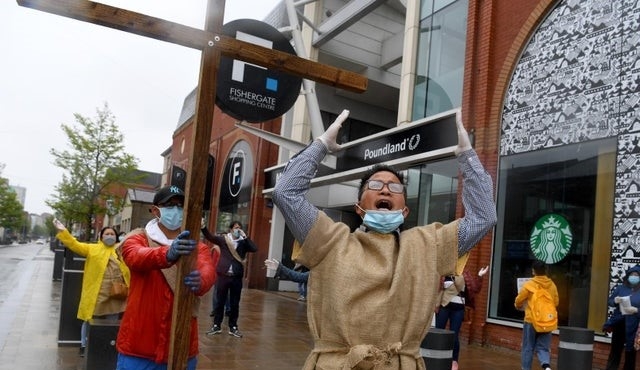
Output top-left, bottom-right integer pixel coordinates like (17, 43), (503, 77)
(116, 353), (197, 370)
(435, 303), (465, 361)
(298, 281), (307, 298)
(521, 322), (551, 370)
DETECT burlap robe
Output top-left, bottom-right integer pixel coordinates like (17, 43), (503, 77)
(297, 212), (460, 370)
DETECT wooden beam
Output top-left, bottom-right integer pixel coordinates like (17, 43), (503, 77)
(165, 0), (225, 368)
(17, 0), (208, 49)
(16, 0), (368, 93)
(214, 34), (367, 93)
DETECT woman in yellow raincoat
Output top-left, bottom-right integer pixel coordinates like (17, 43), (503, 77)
(54, 219), (130, 357)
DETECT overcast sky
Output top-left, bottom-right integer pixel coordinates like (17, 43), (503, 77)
(0, 0), (282, 215)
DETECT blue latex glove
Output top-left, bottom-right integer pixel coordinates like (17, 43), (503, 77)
(184, 270), (202, 292)
(166, 230), (197, 262)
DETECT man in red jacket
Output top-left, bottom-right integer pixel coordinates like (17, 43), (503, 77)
(115, 185), (219, 370)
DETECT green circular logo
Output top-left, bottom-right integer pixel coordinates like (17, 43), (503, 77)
(529, 214), (572, 264)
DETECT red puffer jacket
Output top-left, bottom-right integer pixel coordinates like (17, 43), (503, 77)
(116, 232), (218, 363)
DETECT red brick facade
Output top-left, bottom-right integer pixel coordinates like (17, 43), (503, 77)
(461, 0), (610, 366)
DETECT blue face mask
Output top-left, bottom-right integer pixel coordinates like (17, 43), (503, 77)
(629, 276), (640, 286)
(102, 236), (117, 246)
(159, 206), (183, 230)
(357, 205), (405, 234)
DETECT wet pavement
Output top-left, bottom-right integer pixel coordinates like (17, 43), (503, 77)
(0, 243), (530, 369)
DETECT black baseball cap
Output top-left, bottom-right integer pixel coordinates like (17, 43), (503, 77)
(153, 185), (185, 206)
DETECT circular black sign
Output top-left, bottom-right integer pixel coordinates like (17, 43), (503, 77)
(216, 19), (303, 123)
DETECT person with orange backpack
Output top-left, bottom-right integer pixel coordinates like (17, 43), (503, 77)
(514, 260), (559, 370)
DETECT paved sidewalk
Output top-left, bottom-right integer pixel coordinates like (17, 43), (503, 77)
(0, 246), (527, 370)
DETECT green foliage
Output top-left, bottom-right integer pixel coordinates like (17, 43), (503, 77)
(47, 103), (140, 240)
(44, 216), (57, 237)
(0, 175), (25, 232)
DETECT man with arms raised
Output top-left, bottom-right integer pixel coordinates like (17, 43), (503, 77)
(272, 110), (496, 369)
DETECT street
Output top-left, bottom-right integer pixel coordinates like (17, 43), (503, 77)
(0, 241), (48, 352)
(0, 241), (526, 370)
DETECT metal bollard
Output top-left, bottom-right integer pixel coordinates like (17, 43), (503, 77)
(557, 326), (593, 369)
(420, 328), (455, 369)
(86, 318), (120, 370)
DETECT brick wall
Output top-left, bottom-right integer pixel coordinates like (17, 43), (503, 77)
(460, 0), (611, 367)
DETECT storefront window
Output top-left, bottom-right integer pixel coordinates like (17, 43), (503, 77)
(489, 139), (616, 331)
(404, 158), (458, 227)
(413, 0), (467, 120)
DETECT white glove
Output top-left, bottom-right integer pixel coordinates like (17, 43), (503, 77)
(478, 266), (489, 277)
(454, 109), (472, 156)
(443, 281), (454, 289)
(318, 109), (350, 153)
(629, 306), (638, 314)
(264, 259), (280, 270)
(53, 219), (66, 232)
(614, 296), (622, 304)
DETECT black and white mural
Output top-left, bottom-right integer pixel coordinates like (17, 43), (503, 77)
(502, 0), (640, 286)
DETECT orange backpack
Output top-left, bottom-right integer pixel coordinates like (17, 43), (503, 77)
(530, 284), (557, 332)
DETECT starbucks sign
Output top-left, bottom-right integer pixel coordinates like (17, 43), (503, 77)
(529, 214), (572, 264)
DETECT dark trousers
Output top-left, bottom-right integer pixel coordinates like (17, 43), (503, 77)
(606, 319), (625, 370)
(624, 350), (636, 370)
(435, 303), (465, 361)
(213, 274), (243, 329)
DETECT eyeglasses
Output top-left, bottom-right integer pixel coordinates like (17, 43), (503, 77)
(365, 180), (405, 194)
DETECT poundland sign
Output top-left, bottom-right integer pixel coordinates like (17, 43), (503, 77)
(337, 112), (456, 171)
(264, 110), (458, 191)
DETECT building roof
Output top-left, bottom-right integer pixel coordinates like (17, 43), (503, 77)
(135, 170), (162, 189)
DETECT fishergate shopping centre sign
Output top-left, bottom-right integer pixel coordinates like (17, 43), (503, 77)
(216, 19), (302, 123)
(264, 110), (459, 192)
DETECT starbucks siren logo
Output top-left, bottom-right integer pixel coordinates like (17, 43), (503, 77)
(529, 214), (572, 264)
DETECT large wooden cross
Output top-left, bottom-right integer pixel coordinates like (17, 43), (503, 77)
(17, 0), (367, 369)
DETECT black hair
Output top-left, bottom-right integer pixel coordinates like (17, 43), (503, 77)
(532, 260), (547, 275)
(229, 220), (242, 230)
(358, 164), (407, 201)
(99, 226), (119, 243)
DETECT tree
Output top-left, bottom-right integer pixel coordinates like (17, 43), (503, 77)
(31, 224), (48, 239)
(44, 215), (57, 238)
(0, 164), (25, 241)
(48, 103), (141, 240)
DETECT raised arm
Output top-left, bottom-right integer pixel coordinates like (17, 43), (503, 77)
(53, 219), (91, 257)
(272, 110), (350, 243)
(454, 112), (497, 255)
